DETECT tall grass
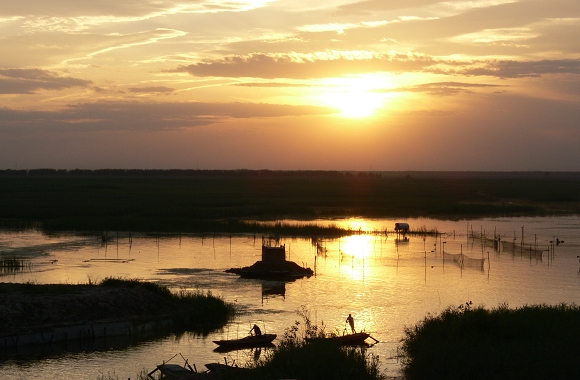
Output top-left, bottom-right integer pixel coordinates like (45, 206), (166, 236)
(99, 277), (236, 329)
(225, 307), (384, 380)
(398, 302), (580, 380)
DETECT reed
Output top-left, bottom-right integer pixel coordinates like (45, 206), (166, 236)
(99, 277), (236, 330)
(398, 302), (580, 380)
(226, 307), (384, 380)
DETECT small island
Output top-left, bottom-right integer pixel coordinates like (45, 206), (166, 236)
(225, 237), (314, 280)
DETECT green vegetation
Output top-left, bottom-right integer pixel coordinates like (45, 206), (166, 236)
(225, 307), (384, 380)
(96, 369), (152, 380)
(1, 170), (579, 233)
(398, 302), (580, 380)
(99, 277), (237, 330)
(0, 278), (236, 337)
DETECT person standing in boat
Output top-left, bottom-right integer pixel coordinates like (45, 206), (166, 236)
(250, 324), (262, 336)
(346, 314), (356, 333)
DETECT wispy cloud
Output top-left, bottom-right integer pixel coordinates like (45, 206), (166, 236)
(432, 59), (580, 78)
(127, 86), (175, 93)
(0, 68), (92, 94)
(298, 16), (438, 34)
(394, 81), (504, 95)
(6, 1), (275, 32)
(0, 100), (337, 132)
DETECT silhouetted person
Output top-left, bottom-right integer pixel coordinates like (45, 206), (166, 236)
(250, 324), (262, 336)
(346, 314), (355, 333)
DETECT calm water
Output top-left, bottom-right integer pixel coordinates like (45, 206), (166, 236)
(1, 216), (579, 379)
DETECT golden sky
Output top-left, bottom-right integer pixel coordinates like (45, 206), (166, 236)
(1, 0), (579, 170)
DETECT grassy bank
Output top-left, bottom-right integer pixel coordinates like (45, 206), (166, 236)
(99, 278), (236, 331)
(224, 307), (384, 380)
(0, 278), (237, 337)
(398, 303), (580, 380)
(1, 170), (580, 233)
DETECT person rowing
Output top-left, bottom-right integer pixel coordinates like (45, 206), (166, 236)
(250, 324), (262, 336)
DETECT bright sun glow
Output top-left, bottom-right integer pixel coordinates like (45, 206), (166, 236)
(324, 91), (383, 117)
(319, 75), (388, 118)
(341, 234), (375, 259)
(339, 234), (376, 281)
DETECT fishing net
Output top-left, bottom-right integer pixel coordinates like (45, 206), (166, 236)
(501, 240), (545, 259)
(470, 232), (501, 250)
(443, 252), (485, 271)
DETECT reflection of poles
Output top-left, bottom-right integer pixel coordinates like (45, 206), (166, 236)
(442, 241), (446, 272)
(460, 244), (464, 276)
(314, 255), (317, 276)
(424, 250), (427, 283)
(487, 251), (490, 281)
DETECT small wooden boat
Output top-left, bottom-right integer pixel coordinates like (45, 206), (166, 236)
(149, 363), (209, 379)
(214, 342), (275, 353)
(306, 332), (377, 346)
(212, 333), (277, 349)
(334, 332), (372, 345)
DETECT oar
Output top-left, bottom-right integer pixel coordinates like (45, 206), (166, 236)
(180, 353), (194, 372)
(369, 335), (379, 343)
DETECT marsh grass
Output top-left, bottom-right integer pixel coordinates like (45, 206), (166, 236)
(399, 302), (580, 380)
(99, 277), (236, 329)
(96, 368), (154, 380)
(2, 277), (236, 333)
(224, 306), (384, 380)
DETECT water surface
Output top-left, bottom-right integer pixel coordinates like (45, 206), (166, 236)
(0, 216), (579, 379)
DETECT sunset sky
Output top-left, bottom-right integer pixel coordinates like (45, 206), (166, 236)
(1, 0), (579, 171)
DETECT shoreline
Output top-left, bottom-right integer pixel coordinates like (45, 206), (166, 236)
(0, 280), (235, 348)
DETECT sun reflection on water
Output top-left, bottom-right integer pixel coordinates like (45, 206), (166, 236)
(338, 234), (378, 280)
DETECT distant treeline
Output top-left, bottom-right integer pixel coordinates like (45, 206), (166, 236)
(1, 168), (579, 179)
(0, 168), (374, 178)
(1, 170), (580, 233)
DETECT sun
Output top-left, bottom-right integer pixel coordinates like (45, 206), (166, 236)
(319, 75), (387, 118)
(323, 90), (383, 117)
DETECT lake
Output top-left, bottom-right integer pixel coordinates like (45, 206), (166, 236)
(1, 216), (579, 379)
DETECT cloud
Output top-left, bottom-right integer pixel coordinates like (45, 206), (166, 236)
(297, 16), (438, 34)
(128, 86), (175, 93)
(0, 1), (272, 17)
(0, 101), (337, 132)
(173, 51), (580, 80)
(434, 59), (580, 78)
(172, 51), (436, 79)
(234, 82), (312, 87)
(334, 0), (440, 15)
(3, 1), (274, 33)
(394, 81), (504, 95)
(0, 68), (92, 94)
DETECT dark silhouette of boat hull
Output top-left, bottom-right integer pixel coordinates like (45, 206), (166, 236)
(212, 333), (277, 350)
(306, 332), (373, 346)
